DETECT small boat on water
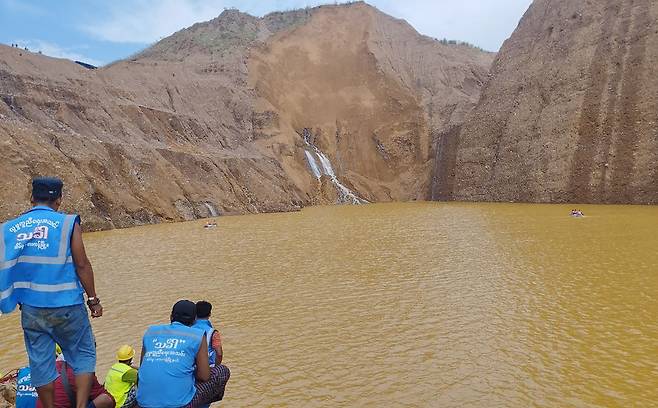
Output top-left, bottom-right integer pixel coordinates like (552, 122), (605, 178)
(204, 221), (218, 229)
(570, 210), (585, 217)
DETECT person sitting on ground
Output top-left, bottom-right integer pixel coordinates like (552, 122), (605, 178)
(15, 364), (39, 408)
(35, 347), (114, 408)
(16, 344), (64, 408)
(193, 301), (223, 366)
(103, 346), (138, 408)
(136, 300), (230, 408)
(192, 301), (225, 408)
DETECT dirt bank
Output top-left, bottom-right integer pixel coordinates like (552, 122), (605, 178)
(447, 0), (658, 204)
(0, 3), (492, 230)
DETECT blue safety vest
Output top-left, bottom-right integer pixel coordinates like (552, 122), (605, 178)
(192, 318), (217, 367)
(0, 206), (83, 314)
(137, 322), (204, 408)
(15, 367), (38, 408)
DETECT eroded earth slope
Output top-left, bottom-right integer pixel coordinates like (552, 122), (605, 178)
(445, 0), (658, 204)
(0, 2), (493, 229)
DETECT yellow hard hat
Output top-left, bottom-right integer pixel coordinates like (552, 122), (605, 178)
(117, 345), (135, 361)
(55, 344), (62, 356)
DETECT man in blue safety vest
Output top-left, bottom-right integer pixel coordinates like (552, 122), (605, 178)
(137, 300), (230, 408)
(192, 301), (224, 408)
(0, 177), (103, 408)
(192, 301), (223, 368)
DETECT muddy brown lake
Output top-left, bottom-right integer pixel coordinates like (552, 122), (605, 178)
(1, 202), (657, 407)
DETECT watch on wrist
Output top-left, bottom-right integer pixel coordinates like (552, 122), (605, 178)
(87, 296), (101, 307)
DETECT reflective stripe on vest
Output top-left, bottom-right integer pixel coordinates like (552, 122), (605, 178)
(104, 363), (133, 408)
(1, 207), (83, 313)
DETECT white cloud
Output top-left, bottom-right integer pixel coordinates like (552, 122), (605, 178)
(81, 0), (232, 44)
(80, 0), (533, 51)
(0, 0), (46, 16)
(14, 40), (103, 66)
(372, 0), (533, 51)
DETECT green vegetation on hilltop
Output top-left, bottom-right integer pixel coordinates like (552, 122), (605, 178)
(263, 8), (312, 33)
(438, 38), (486, 52)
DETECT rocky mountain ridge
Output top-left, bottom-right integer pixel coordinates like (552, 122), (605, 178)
(0, 2), (494, 230)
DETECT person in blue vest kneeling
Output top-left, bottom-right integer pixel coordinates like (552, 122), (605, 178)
(137, 300), (230, 408)
(192, 301), (223, 367)
(192, 301), (224, 408)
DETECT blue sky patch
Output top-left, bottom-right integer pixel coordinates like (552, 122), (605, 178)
(0, 0), (532, 66)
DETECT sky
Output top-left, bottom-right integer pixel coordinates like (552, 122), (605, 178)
(0, 0), (533, 66)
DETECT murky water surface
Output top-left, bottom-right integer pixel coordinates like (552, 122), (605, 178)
(1, 203), (657, 407)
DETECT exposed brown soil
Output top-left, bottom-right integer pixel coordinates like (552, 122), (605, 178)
(250, 4), (492, 203)
(447, 0), (658, 204)
(0, 2), (493, 229)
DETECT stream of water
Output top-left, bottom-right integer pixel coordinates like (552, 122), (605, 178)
(302, 129), (368, 204)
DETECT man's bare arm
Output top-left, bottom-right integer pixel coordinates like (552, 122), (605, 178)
(212, 331), (223, 365)
(140, 343), (145, 365)
(195, 336), (211, 382)
(70, 223), (102, 317)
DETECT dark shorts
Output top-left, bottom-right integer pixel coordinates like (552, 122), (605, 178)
(21, 304), (96, 387)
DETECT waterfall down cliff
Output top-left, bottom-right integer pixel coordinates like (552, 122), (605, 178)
(302, 129), (368, 205)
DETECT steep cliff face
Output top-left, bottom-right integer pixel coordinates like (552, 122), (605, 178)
(0, 2), (493, 230)
(446, 0), (658, 204)
(250, 3), (492, 202)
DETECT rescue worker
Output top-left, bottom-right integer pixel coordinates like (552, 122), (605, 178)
(0, 177), (103, 408)
(16, 365), (39, 408)
(192, 301), (225, 408)
(36, 346), (114, 408)
(136, 300), (230, 408)
(192, 301), (223, 366)
(14, 344), (62, 408)
(104, 346), (138, 408)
